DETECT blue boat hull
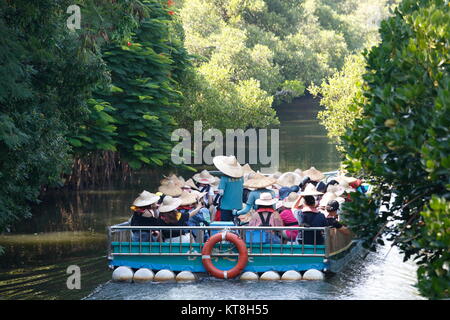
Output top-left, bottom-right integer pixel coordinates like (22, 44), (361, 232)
(108, 241), (347, 273)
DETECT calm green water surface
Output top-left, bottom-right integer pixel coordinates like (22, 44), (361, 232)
(0, 96), (423, 300)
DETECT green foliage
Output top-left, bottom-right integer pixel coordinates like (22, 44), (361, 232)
(175, 0), (395, 130)
(310, 54), (367, 148)
(274, 80), (306, 104)
(341, 0), (450, 299)
(81, 1), (191, 170)
(0, 0), (151, 232)
(415, 196), (450, 299)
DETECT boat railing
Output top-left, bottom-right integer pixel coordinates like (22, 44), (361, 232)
(108, 225), (333, 259)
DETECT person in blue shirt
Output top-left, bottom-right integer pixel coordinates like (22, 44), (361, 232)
(234, 173), (277, 225)
(212, 155), (244, 222)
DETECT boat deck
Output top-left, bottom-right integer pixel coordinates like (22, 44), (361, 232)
(108, 225), (357, 273)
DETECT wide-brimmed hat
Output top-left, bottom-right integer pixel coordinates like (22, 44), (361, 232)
(242, 164), (256, 175)
(211, 176), (220, 186)
(183, 178), (199, 191)
(277, 172), (303, 187)
(179, 191), (198, 206)
(283, 192), (300, 208)
(210, 176), (220, 192)
(326, 184), (346, 196)
(319, 192), (338, 207)
(294, 168), (304, 177)
(158, 196), (182, 213)
(160, 174), (185, 188)
(158, 180), (182, 197)
(192, 169), (215, 184)
(300, 183), (324, 196)
(255, 192), (278, 206)
(335, 175), (358, 184)
(191, 190), (208, 200)
(132, 190), (160, 207)
(303, 167), (325, 182)
(331, 176), (357, 193)
(176, 175), (186, 187)
(243, 173), (277, 189)
(213, 155), (243, 178)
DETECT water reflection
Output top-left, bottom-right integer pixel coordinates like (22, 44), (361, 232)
(275, 95), (341, 172)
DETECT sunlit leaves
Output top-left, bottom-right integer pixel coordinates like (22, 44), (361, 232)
(341, 0), (449, 299)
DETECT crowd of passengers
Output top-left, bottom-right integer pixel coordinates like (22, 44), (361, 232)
(128, 155), (371, 246)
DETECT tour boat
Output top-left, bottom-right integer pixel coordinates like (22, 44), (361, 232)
(107, 170), (364, 279)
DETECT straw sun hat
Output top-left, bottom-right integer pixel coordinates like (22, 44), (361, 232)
(213, 155), (244, 178)
(333, 175), (358, 192)
(326, 184), (346, 196)
(191, 190), (208, 201)
(319, 192), (338, 207)
(294, 168), (304, 177)
(132, 190), (160, 207)
(242, 164), (256, 175)
(192, 169), (215, 184)
(277, 172), (303, 187)
(158, 180), (182, 197)
(243, 173), (277, 189)
(158, 196), (182, 213)
(183, 178), (199, 191)
(255, 192), (278, 206)
(160, 174), (185, 188)
(282, 192), (300, 208)
(178, 191), (198, 206)
(303, 167), (325, 182)
(300, 183), (324, 196)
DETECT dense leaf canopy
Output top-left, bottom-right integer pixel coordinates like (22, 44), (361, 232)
(173, 0), (396, 130)
(339, 0), (449, 299)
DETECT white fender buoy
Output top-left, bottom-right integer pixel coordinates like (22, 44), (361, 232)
(302, 269), (324, 281)
(112, 266), (134, 283)
(260, 271), (280, 281)
(154, 269), (176, 282)
(133, 268), (154, 283)
(281, 270), (302, 281)
(240, 272), (259, 281)
(176, 271), (197, 282)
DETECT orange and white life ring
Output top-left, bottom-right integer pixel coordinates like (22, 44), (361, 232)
(201, 231), (248, 279)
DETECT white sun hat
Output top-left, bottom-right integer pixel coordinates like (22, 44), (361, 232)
(277, 172), (303, 187)
(213, 155), (244, 178)
(158, 180), (182, 197)
(192, 169), (216, 184)
(132, 190), (160, 207)
(282, 192), (300, 208)
(255, 192), (278, 206)
(243, 173), (277, 189)
(158, 196), (182, 213)
(300, 183), (324, 196)
(319, 192), (338, 207)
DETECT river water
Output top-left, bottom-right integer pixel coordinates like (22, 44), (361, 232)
(0, 95), (424, 300)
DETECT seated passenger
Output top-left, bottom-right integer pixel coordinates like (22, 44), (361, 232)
(296, 185), (327, 245)
(248, 193), (283, 244)
(178, 191), (210, 242)
(235, 173), (277, 225)
(192, 170), (215, 208)
(130, 191), (160, 242)
(157, 196), (193, 243)
(279, 192), (301, 242)
(325, 200), (351, 236)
